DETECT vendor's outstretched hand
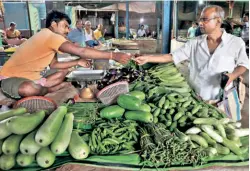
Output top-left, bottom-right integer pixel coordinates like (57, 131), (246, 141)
(133, 56), (149, 65)
(114, 52), (131, 64)
(78, 59), (92, 68)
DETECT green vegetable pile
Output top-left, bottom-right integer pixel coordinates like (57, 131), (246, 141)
(140, 124), (207, 167)
(89, 119), (138, 155)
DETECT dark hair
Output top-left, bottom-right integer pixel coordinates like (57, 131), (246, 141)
(10, 22), (16, 27)
(46, 10), (71, 28)
(76, 19), (82, 25)
(141, 25), (144, 27)
(244, 12), (249, 17)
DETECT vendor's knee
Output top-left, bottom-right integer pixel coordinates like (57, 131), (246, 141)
(18, 81), (44, 97)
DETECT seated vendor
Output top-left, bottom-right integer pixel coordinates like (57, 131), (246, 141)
(137, 25), (147, 37)
(84, 21), (100, 47)
(67, 19), (86, 47)
(6, 22), (26, 46)
(94, 24), (106, 43)
(0, 10), (131, 100)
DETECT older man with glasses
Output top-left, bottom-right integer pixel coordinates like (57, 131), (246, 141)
(134, 5), (248, 103)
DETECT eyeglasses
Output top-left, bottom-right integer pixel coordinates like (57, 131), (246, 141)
(199, 17), (218, 23)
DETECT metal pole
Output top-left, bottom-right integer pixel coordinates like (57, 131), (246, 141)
(241, 2), (245, 19)
(115, 10), (119, 38)
(173, 1), (178, 39)
(156, 1), (160, 40)
(125, 1), (129, 40)
(26, 1), (32, 37)
(162, 0), (172, 54)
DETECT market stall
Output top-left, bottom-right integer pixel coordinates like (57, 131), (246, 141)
(0, 60), (248, 171)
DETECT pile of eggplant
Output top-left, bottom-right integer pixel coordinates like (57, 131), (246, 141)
(97, 68), (145, 90)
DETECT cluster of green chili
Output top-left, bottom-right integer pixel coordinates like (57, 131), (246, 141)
(89, 119), (139, 155)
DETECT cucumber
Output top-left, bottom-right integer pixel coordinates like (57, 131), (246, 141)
(189, 134), (208, 148)
(185, 127), (201, 135)
(200, 132), (216, 146)
(128, 91), (145, 101)
(117, 94), (141, 111)
(205, 147), (217, 157)
(125, 111), (153, 123)
(222, 137), (242, 156)
(214, 143), (230, 155)
(201, 125), (223, 143)
(140, 104), (151, 113)
(193, 118), (219, 125)
(100, 105), (125, 119)
(214, 124), (226, 138)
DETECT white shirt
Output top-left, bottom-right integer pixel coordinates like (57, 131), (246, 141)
(241, 22), (249, 41)
(137, 29), (146, 37)
(172, 30), (249, 100)
(84, 29), (93, 41)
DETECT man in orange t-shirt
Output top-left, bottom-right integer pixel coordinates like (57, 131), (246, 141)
(0, 10), (131, 99)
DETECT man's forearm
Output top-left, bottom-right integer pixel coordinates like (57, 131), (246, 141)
(231, 66), (247, 80)
(148, 54), (173, 63)
(79, 47), (111, 60)
(59, 42), (112, 60)
(50, 60), (78, 69)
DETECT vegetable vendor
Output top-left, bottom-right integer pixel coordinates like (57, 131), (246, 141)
(0, 10), (131, 99)
(135, 5), (248, 102)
